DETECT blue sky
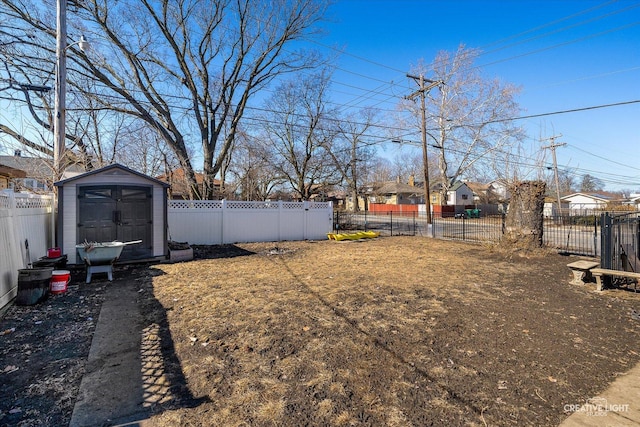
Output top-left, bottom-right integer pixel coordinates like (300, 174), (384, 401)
(315, 0), (640, 192)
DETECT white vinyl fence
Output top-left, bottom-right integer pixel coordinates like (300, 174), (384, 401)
(168, 200), (333, 245)
(0, 192), (54, 310)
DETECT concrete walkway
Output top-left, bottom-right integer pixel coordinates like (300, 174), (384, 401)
(559, 361), (640, 426)
(70, 279), (151, 427)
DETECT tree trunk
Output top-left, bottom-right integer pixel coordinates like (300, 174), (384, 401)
(504, 181), (546, 249)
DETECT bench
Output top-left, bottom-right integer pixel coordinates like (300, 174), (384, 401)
(567, 261), (600, 285)
(590, 268), (640, 292)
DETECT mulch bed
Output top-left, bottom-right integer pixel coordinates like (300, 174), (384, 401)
(0, 267), (105, 426)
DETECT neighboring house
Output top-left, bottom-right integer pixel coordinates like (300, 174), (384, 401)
(368, 180), (423, 205)
(561, 192), (616, 213)
(0, 153), (53, 192)
(0, 163), (26, 190)
(309, 188), (345, 207)
(0, 151), (86, 192)
(543, 196), (569, 217)
(625, 193), (640, 211)
(464, 182), (489, 203)
(487, 180), (511, 202)
(347, 179), (422, 211)
(156, 168), (228, 200)
(431, 182), (474, 206)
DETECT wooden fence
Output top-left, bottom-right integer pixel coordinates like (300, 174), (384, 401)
(0, 192), (54, 310)
(168, 200), (333, 245)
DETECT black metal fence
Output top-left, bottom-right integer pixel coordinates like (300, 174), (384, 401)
(433, 213), (505, 242)
(332, 210), (618, 257)
(542, 214), (599, 257)
(333, 210), (422, 236)
(600, 211), (640, 272)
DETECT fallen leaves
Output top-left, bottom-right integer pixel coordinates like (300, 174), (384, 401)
(2, 365), (18, 374)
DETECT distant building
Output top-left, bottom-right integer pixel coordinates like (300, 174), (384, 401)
(561, 192), (617, 214)
(156, 168), (228, 200)
(0, 151), (86, 192)
(0, 162), (27, 190)
(0, 152), (53, 192)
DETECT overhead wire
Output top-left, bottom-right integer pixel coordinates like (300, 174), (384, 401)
(6, 0), (638, 187)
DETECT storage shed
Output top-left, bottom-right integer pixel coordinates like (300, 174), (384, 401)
(55, 163), (169, 265)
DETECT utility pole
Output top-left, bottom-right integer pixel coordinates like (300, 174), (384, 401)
(541, 135), (566, 215)
(406, 74), (442, 224)
(55, 0), (67, 182)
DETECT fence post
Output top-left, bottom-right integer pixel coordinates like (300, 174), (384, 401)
(390, 211), (393, 236)
(221, 199), (226, 244)
(413, 211), (416, 236)
(462, 213), (466, 240)
(600, 213), (612, 269)
(302, 200), (308, 241)
(593, 214), (598, 258)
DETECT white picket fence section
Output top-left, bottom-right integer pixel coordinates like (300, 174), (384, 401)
(168, 200), (333, 245)
(0, 192), (54, 310)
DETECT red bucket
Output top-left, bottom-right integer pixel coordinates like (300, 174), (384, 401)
(50, 270), (70, 294)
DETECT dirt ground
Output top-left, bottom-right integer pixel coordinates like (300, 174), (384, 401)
(1, 236), (640, 426)
(0, 269), (106, 426)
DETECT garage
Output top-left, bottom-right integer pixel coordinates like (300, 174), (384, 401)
(55, 164), (169, 264)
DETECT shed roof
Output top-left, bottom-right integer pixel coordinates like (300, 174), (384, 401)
(54, 163), (170, 187)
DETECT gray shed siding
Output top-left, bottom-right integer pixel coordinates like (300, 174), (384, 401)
(57, 166), (167, 264)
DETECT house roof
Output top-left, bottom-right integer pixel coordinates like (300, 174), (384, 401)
(155, 168), (222, 186)
(0, 155), (52, 179)
(155, 168), (224, 198)
(54, 163), (170, 187)
(0, 155), (85, 180)
(561, 192), (615, 202)
(375, 181), (422, 196)
(464, 182), (489, 194)
(0, 163), (27, 179)
(449, 182), (471, 192)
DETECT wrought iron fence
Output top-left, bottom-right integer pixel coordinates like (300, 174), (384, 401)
(542, 214), (599, 257)
(600, 211), (640, 272)
(333, 210), (422, 236)
(332, 209), (618, 258)
(432, 213), (505, 242)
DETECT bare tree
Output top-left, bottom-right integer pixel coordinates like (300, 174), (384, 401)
(365, 157), (394, 184)
(0, 0), (328, 199)
(323, 108), (379, 211)
(391, 151), (423, 184)
(402, 45), (524, 204)
(258, 70), (339, 200)
(228, 131), (284, 201)
(580, 174), (604, 192)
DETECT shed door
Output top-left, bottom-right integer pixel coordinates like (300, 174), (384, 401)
(78, 185), (153, 260)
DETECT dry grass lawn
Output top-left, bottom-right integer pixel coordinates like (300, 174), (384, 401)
(138, 236), (640, 426)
